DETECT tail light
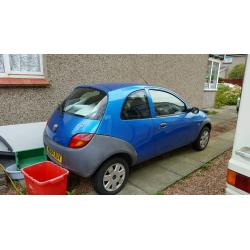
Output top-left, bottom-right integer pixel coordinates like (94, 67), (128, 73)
(68, 133), (94, 148)
(227, 169), (250, 193)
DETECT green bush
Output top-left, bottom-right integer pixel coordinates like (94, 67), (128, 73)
(215, 84), (241, 108)
(229, 64), (245, 79)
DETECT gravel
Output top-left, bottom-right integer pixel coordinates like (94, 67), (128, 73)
(67, 173), (93, 194)
(163, 150), (232, 195)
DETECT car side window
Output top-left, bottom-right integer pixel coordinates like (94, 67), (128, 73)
(149, 90), (186, 116)
(121, 90), (151, 120)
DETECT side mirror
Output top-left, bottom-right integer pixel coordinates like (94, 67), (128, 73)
(187, 107), (199, 114)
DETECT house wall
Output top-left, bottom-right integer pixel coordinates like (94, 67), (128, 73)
(203, 90), (216, 108)
(0, 54), (209, 126)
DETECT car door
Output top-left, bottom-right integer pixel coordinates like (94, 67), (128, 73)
(108, 89), (155, 163)
(148, 89), (197, 156)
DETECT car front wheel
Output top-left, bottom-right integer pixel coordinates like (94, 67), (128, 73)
(192, 126), (210, 151)
(93, 157), (129, 195)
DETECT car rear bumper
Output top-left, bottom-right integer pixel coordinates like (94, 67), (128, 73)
(44, 132), (96, 177)
(43, 131), (137, 178)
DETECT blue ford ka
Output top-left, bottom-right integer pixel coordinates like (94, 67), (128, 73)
(44, 83), (211, 194)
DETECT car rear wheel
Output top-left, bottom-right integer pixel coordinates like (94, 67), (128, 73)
(93, 157), (129, 195)
(192, 126), (210, 151)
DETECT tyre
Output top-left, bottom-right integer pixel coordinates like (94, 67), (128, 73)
(93, 157), (129, 195)
(192, 126), (210, 151)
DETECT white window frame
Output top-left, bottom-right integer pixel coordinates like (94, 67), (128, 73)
(204, 57), (221, 91)
(0, 54), (44, 78)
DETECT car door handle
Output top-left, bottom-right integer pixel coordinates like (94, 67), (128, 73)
(160, 122), (167, 128)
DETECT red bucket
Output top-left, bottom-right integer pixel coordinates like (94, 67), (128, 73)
(21, 161), (69, 195)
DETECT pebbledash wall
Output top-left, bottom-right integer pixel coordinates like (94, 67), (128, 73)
(0, 54), (210, 126)
(203, 90), (216, 108)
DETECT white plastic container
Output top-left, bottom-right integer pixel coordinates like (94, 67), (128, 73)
(5, 164), (24, 180)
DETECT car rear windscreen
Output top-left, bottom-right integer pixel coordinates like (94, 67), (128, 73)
(63, 87), (107, 120)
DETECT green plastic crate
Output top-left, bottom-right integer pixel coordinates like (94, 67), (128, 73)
(15, 147), (47, 170)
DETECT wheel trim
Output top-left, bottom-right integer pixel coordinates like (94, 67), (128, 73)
(200, 130), (209, 148)
(103, 163), (126, 192)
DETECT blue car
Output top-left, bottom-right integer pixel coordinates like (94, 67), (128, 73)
(44, 83), (211, 194)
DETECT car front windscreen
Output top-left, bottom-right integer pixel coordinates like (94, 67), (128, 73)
(62, 87), (107, 120)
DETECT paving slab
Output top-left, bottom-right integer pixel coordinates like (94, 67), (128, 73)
(209, 137), (234, 152)
(180, 146), (223, 163)
(119, 182), (147, 195)
(216, 129), (236, 141)
(158, 156), (203, 177)
(128, 164), (181, 194)
(210, 114), (236, 123)
(161, 144), (220, 164)
(208, 106), (238, 125)
(87, 182), (147, 195)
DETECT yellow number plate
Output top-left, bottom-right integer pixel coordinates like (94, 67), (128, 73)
(47, 146), (63, 163)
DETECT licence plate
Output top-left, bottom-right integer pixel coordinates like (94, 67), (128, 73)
(47, 146), (63, 163)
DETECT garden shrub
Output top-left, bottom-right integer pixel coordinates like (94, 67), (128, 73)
(215, 84), (241, 108)
(229, 64), (245, 79)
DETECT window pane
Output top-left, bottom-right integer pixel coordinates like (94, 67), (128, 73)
(9, 54), (41, 72)
(210, 62), (219, 89)
(63, 87), (107, 120)
(149, 90), (186, 116)
(0, 54), (4, 73)
(205, 61), (212, 83)
(204, 60), (212, 89)
(121, 90), (151, 120)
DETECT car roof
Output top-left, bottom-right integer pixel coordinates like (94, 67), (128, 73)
(75, 82), (191, 107)
(76, 82), (156, 92)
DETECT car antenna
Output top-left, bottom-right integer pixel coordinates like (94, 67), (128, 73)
(134, 67), (149, 84)
(142, 77), (149, 84)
